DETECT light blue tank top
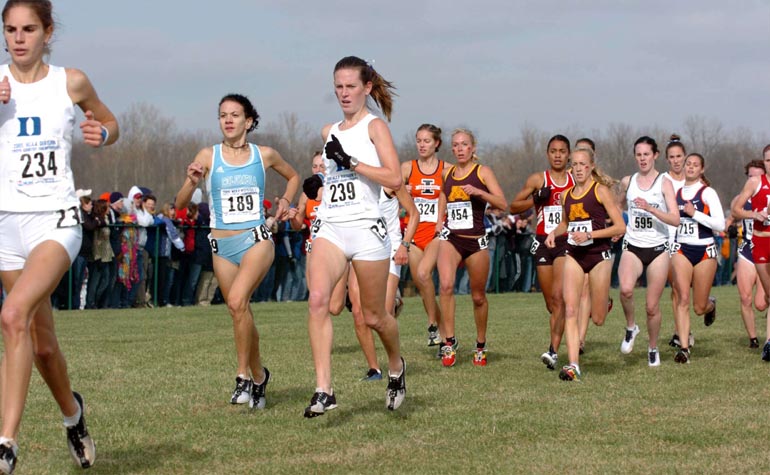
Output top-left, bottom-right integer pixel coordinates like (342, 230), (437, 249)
(207, 143), (266, 230)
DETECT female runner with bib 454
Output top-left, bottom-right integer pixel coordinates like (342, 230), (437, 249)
(545, 148), (625, 381)
(0, 1), (119, 473)
(304, 56), (405, 417)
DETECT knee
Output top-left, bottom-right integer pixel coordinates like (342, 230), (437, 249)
(363, 310), (386, 332)
(1, 305), (30, 339)
(592, 312), (607, 326)
(619, 286), (634, 301)
(548, 294), (563, 312)
(739, 293), (753, 308)
(33, 339), (60, 362)
(308, 290), (330, 316)
(693, 302), (708, 316)
(438, 281), (454, 297)
(471, 293), (486, 308)
(645, 303), (660, 317)
(226, 296), (250, 318)
(564, 304), (579, 320)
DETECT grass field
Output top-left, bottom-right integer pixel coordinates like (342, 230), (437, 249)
(6, 286), (770, 474)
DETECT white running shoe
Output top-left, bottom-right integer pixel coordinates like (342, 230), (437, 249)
(620, 325), (640, 354)
(648, 348), (661, 367)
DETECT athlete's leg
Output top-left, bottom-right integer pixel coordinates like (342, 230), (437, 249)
(347, 266), (379, 371)
(618, 250), (643, 331)
(671, 254), (694, 351)
(587, 259), (613, 326)
(736, 258), (758, 340)
(465, 249), (490, 345)
(644, 252), (671, 350)
(0, 241), (71, 440)
(561, 256), (585, 366)
(437, 240), (463, 342)
(691, 259), (717, 316)
(412, 238), (441, 328)
(352, 258), (402, 375)
(307, 238), (349, 393)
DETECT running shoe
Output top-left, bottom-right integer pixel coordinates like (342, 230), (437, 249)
(428, 325), (441, 347)
(750, 337), (760, 349)
(249, 368), (270, 410)
(0, 441), (17, 475)
(558, 364), (582, 382)
(394, 296), (403, 318)
(361, 368), (382, 382)
(668, 333), (695, 349)
(66, 392), (95, 469)
(230, 376), (252, 404)
(704, 296), (717, 326)
(386, 357), (406, 411)
(441, 342), (457, 367)
(620, 325), (640, 354)
(648, 348), (660, 367)
(762, 341), (770, 362)
(304, 391), (337, 418)
(473, 347), (487, 366)
(540, 350), (558, 370)
(674, 348), (690, 364)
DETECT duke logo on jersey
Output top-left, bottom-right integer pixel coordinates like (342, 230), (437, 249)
(17, 117), (42, 137)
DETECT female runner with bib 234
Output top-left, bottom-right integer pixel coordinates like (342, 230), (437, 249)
(0, 1), (119, 472)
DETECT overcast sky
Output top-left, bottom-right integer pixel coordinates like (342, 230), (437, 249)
(45, 1), (769, 144)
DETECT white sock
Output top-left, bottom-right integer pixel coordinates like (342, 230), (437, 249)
(63, 397), (82, 428)
(0, 436), (15, 449)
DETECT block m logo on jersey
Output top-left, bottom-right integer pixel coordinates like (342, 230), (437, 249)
(17, 117), (42, 137)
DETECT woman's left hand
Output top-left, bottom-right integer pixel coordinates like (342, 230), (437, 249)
(393, 245), (408, 265)
(683, 200), (696, 217)
(80, 110), (104, 147)
(462, 185), (480, 197)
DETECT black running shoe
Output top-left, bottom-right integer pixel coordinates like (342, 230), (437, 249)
(249, 368), (270, 410)
(669, 333), (681, 348)
(360, 368), (382, 382)
(230, 376), (252, 404)
(750, 338), (760, 349)
(674, 348), (690, 364)
(0, 441), (17, 475)
(304, 391), (337, 418)
(386, 357), (406, 411)
(66, 392), (95, 469)
(704, 296), (716, 326)
(762, 341), (770, 362)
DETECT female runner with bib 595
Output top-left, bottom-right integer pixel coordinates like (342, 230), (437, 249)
(304, 56), (406, 418)
(177, 94), (299, 410)
(0, 1), (119, 473)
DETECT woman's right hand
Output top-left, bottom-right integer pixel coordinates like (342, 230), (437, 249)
(544, 232), (556, 248)
(187, 162), (203, 185)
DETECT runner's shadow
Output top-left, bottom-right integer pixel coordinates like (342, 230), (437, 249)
(92, 442), (205, 474)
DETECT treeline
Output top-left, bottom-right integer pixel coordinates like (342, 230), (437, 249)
(72, 103), (767, 208)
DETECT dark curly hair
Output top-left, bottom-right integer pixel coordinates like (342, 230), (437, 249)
(219, 93), (260, 132)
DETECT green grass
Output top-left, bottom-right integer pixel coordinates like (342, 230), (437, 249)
(7, 286), (770, 474)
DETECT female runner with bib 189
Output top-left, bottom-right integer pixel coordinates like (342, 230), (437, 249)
(0, 1), (119, 473)
(176, 94), (299, 410)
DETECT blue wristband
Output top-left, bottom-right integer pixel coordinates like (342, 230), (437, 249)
(99, 125), (109, 147)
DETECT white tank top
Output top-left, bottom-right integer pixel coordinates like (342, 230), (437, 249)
(625, 172), (670, 247)
(317, 114), (382, 222)
(0, 65), (77, 212)
(661, 172), (685, 243)
(379, 188), (402, 248)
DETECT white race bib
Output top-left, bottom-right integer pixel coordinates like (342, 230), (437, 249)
(447, 201), (473, 230)
(543, 205), (562, 233)
(220, 186), (261, 224)
(568, 220), (593, 246)
(324, 171), (365, 213)
(677, 217), (697, 243)
(415, 197), (439, 223)
(7, 136), (65, 197)
(629, 207), (654, 234)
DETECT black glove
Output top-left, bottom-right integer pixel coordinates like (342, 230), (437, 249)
(532, 186), (551, 206)
(324, 134), (352, 170)
(303, 174), (323, 200)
